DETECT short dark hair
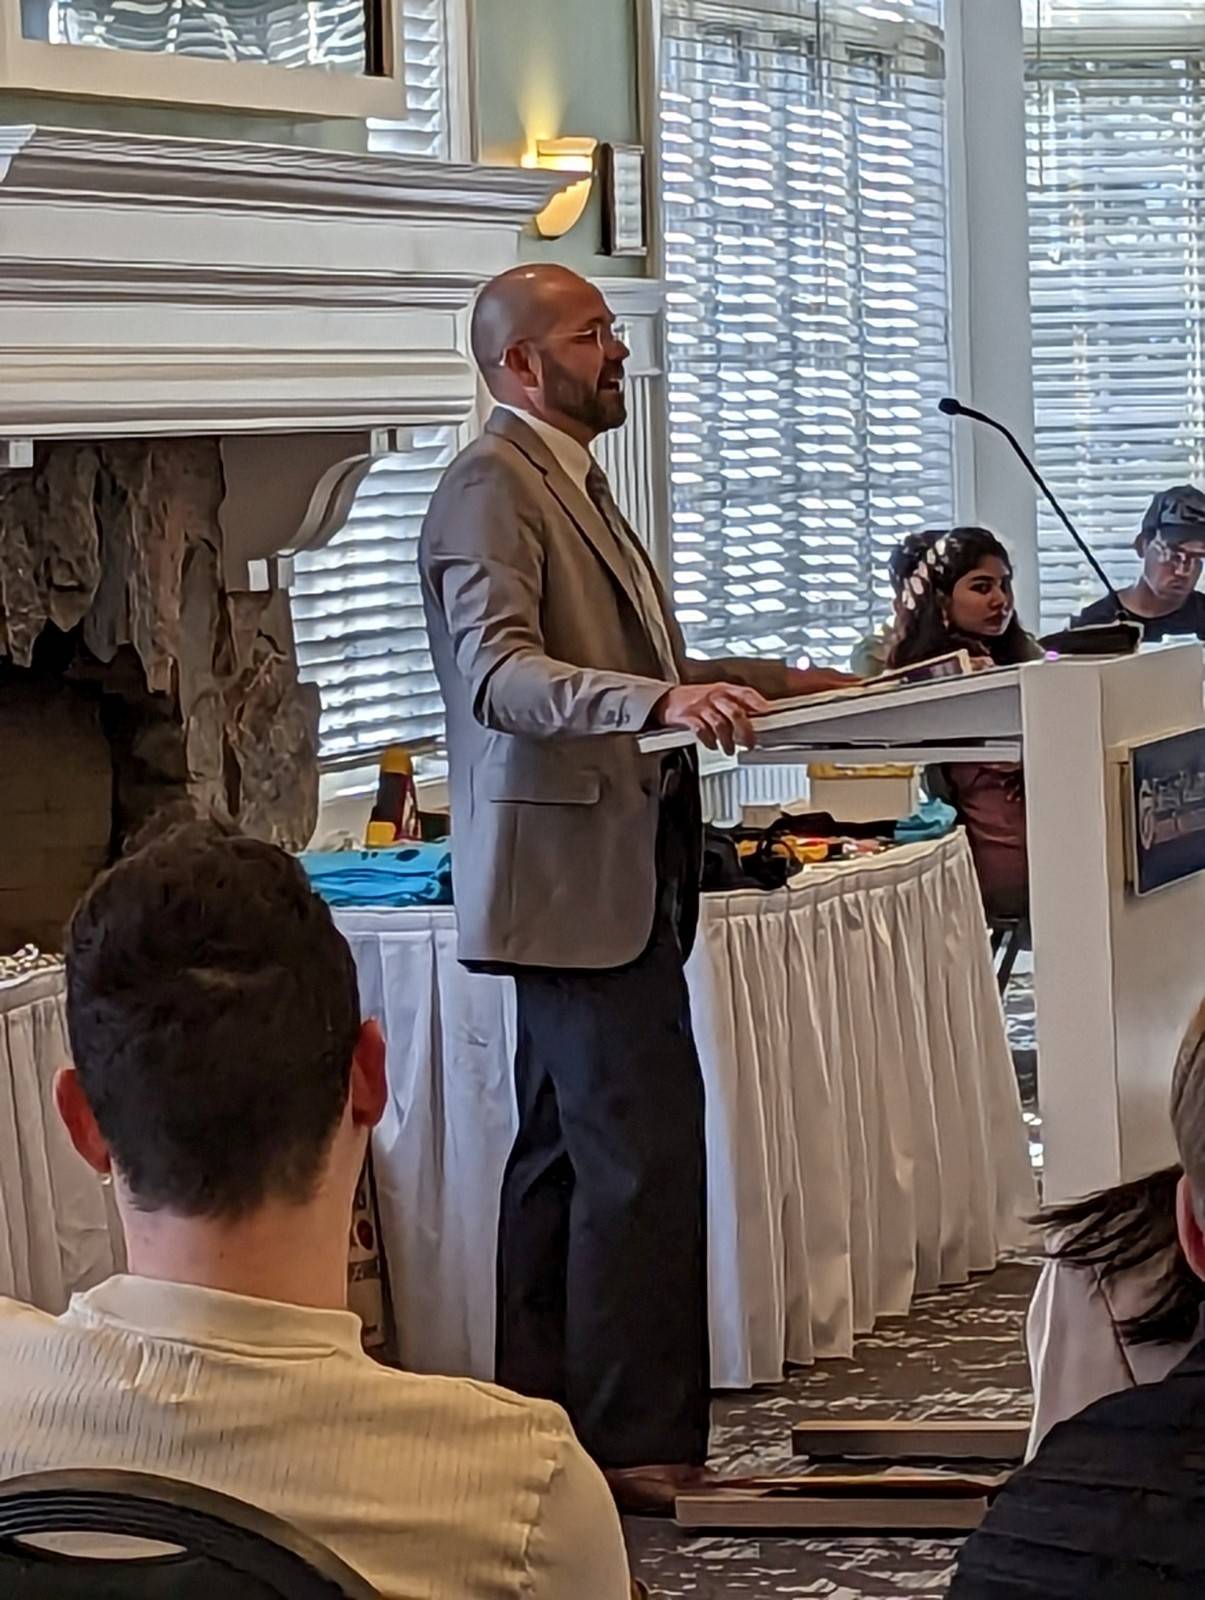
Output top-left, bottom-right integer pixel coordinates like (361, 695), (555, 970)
(65, 821), (361, 1220)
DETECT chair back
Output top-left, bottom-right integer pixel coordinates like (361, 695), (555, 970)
(0, 1470), (382, 1599)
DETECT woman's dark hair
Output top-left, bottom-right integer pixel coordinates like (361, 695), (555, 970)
(888, 526), (1033, 670)
(1036, 1165), (1204, 1347)
(887, 529), (943, 596)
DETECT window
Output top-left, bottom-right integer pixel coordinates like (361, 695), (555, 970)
(292, 0), (453, 763)
(660, 0), (953, 669)
(368, 0), (452, 159)
(290, 428), (457, 762)
(1025, 1), (1205, 628)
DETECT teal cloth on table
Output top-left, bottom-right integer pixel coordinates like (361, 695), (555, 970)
(894, 797), (957, 844)
(300, 843), (453, 909)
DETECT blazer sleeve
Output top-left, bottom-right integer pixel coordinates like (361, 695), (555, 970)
(421, 462), (672, 740)
(681, 654), (795, 697)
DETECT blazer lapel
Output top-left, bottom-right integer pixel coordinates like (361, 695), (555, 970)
(486, 410), (649, 624)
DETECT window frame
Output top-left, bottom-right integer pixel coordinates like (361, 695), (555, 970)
(0, 0), (411, 116)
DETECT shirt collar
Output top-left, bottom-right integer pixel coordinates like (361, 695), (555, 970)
(65, 1275), (366, 1359)
(496, 404), (594, 495)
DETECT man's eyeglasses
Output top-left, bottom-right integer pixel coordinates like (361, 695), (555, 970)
(1151, 535), (1205, 572)
(497, 324), (622, 367)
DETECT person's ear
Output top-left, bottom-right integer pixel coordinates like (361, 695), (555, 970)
(349, 1019), (387, 1132)
(500, 340), (540, 394)
(54, 1068), (112, 1178)
(1176, 1172), (1205, 1282)
(1135, 533), (1149, 558)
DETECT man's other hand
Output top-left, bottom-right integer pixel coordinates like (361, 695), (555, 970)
(652, 683), (770, 754)
(781, 665), (861, 697)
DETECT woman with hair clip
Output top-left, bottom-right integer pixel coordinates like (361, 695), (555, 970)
(1027, 1165), (1205, 1454)
(887, 527), (1044, 920)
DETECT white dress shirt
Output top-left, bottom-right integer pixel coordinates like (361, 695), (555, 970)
(498, 403), (593, 492)
(1026, 1256), (1196, 1457)
(0, 1277), (631, 1599)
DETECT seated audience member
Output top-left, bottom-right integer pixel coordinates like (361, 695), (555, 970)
(950, 1000), (1205, 1599)
(850, 528), (942, 677)
(888, 528), (1043, 921)
(0, 822), (631, 1600)
(1026, 1164), (1205, 1455)
(1072, 483), (1205, 641)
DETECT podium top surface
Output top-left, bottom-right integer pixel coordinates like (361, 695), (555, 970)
(638, 665), (1025, 756)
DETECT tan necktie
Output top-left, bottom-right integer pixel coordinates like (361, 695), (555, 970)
(585, 462), (679, 682)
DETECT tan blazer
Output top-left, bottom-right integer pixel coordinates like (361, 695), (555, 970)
(419, 409), (789, 969)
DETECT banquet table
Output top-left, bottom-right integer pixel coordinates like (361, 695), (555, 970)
(338, 828), (1035, 1390)
(0, 966), (120, 1312)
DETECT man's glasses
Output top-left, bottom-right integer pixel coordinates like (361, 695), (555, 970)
(497, 324), (622, 366)
(1151, 535), (1205, 573)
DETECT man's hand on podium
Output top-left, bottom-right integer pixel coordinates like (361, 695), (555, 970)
(652, 683), (770, 754)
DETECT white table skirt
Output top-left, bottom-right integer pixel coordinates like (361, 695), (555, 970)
(0, 968), (120, 1312)
(338, 829), (1034, 1390)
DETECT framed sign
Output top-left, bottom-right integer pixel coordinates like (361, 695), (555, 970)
(1128, 727), (1205, 896)
(600, 142), (648, 258)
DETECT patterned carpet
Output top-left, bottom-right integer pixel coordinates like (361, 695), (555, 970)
(625, 1261), (1036, 1597)
(626, 962), (1041, 1597)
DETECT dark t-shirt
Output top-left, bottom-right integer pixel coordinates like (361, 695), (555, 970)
(951, 1339), (1205, 1598)
(1074, 589), (1205, 642)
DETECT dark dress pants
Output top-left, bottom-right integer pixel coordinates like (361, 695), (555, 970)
(495, 766), (710, 1468)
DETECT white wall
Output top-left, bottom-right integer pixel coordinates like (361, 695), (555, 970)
(947, 0), (1040, 624)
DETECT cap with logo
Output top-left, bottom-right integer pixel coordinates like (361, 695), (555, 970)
(1142, 484), (1205, 546)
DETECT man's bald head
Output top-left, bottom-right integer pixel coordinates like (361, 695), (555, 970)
(471, 265), (590, 381)
(471, 265), (629, 442)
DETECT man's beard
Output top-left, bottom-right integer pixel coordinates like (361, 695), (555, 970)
(542, 354), (627, 433)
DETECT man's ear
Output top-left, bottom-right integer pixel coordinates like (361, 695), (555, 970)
(54, 1068), (112, 1177)
(1176, 1172), (1205, 1282)
(350, 1019), (387, 1131)
(500, 340), (540, 394)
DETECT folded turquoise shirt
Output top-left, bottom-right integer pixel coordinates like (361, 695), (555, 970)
(894, 797), (958, 844)
(299, 843), (453, 909)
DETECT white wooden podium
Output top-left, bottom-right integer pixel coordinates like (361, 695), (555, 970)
(645, 646), (1205, 1202)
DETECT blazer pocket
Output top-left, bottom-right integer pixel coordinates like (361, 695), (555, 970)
(483, 768), (602, 805)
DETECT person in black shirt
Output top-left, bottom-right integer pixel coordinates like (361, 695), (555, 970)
(949, 999), (1205, 1599)
(1073, 484), (1205, 641)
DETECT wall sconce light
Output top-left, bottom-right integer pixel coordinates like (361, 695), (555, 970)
(524, 136), (598, 239)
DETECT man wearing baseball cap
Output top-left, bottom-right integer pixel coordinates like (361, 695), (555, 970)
(1073, 484), (1205, 641)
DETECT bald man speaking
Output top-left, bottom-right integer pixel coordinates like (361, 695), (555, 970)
(420, 265), (851, 1511)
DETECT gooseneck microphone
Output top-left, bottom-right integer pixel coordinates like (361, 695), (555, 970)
(938, 396), (1122, 612)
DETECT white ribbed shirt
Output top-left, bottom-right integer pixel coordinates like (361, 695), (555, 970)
(0, 1276), (631, 1599)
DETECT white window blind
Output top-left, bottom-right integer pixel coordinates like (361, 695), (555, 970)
(292, 0), (451, 762)
(291, 428), (456, 761)
(367, 0), (449, 158)
(660, 0), (953, 669)
(1025, 1), (1205, 628)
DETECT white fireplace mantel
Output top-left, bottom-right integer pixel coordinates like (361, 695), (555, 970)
(0, 124), (563, 442)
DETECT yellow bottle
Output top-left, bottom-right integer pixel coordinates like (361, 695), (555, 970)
(365, 745), (421, 847)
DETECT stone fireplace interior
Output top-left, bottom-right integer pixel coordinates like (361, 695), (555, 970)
(0, 124), (563, 954)
(0, 437), (321, 950)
